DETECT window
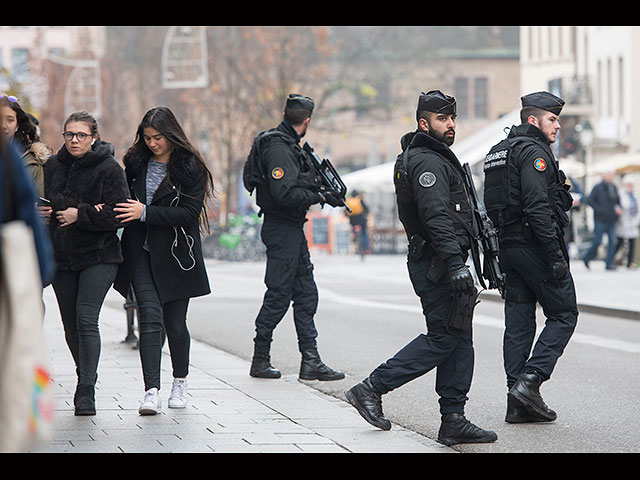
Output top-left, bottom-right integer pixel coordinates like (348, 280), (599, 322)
(454, 77), (468, 117)
(474, 77), (488, 118)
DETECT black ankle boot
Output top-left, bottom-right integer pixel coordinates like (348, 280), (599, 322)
(437, 413), (497, 446)
(508, 372), (556, 422)
(74, 385), (96, 416)
(299, 348), (345, 381)
(345, 378), (391, 430)
(249, 353), (281, 379)
(505, 395), (551, 423)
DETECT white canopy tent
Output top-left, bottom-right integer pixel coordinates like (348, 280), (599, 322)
(341, 109), (521, 193)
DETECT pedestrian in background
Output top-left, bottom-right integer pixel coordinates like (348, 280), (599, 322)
(483, 91), (577, 423)
(243, 94), (345, 382)
(0, 95), (53, 199)
(346, 190), (371, 255)
(113, 106), (214, 415)
(0, 131), (55, 288)
(582, 171), (622, 270)
(43, 111), (129, 416)
(345, 90), (497, 446)
(614, 176), (639, 268)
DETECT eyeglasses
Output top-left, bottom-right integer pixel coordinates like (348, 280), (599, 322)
(0, 94), (19, 103)
(62, 131), (92, 141)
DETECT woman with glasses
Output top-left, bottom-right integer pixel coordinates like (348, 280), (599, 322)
(113, 106), (213, 415)
(0, 95), (53, 216)
(43, 111), (129, 416)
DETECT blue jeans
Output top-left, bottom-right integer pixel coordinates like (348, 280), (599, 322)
(583, 219), (618, 268)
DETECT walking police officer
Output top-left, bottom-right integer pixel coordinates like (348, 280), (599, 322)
(483, 91), (578, 423)
(344, 90), (497, 446)
(243, 93), (344, 382)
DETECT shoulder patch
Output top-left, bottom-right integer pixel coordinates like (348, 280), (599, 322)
(419, 171), (437, 188)
(533, 158), (547, 172)
(271, 167), (284, 179)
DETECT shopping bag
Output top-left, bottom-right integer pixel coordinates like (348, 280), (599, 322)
(0, 220), (53, 453)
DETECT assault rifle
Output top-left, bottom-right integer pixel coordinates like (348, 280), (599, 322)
(303, 142), (352, 213)
(462, 162), (506, 296)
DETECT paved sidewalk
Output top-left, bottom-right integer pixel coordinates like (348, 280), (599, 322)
(32, 287), (449, 454)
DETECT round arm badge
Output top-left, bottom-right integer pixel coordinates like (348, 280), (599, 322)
(271, 167), (285, 179)
(533, 158), (547, 172)
(419, 171), (437, 188)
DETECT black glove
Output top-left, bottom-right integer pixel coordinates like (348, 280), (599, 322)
(448, 260), (474, 293)
(322, 192), (343, 208)
(548, 249), (569, 280)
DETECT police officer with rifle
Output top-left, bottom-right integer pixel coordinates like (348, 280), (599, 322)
(243, 93), (346, 381)
(483, 91), (577, 424)
(344, 90), (498, 446)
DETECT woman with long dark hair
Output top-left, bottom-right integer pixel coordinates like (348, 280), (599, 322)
(0, 95), (53, 208)
(113, 106), (214, 415)
(44, 111), (129, 415)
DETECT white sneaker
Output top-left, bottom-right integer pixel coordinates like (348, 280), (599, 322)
(168, 378), (188, 409)
(139, 387), (161, 415)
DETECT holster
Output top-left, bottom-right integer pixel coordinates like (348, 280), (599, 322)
(448, 287), (480, 332)
(408, 235), (447, 283)
(408, 234), (426, 259)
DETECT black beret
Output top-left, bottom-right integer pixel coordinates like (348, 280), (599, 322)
(521, 91), (565, 115)
(417, 90), (457, 116)
(286, 94), (314, 112)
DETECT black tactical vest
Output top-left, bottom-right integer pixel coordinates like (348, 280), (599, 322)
(483, 133), (573, 234)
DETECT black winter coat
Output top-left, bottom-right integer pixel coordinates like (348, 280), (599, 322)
(254, 121), (323, 225)
(395, 130), (472, 265)
(43, 141), (129, 271)
(113, 150), (210, 304)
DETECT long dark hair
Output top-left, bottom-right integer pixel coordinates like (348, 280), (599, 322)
(124, 106), (215, 234)
(0, 96), (39, 150)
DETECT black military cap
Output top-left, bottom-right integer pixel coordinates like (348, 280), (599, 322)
(417, 90), (457, 115)
(521, 91), (565, 115)
(286, 93), (315, 112)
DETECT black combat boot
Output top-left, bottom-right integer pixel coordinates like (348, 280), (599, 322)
(74, 385), (96, 416)
(437, 413), (497, 446)
(344, 378), (391, 431)
(299, 348), (345, 381)
(505, 395), (552, 423)
(508, 372), (556, 422)
(249, 351), (281, 379)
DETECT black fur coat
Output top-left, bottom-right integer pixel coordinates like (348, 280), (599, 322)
(43, 141), (129, 271)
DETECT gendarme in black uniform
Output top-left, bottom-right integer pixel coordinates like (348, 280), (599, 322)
(483, 91), (577, 423)
(243, 94), (344, 382)
(344, 90), (497, 446)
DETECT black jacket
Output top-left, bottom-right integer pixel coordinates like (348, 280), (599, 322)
(43, 141), (129, 271)
(113, 150), (210, 304)
(395, 130), (472, 265)
(587, 180), (620, 224)
(255, 121), (322, 225)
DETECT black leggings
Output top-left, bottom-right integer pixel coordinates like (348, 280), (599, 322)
(131, 250), (190, 391)
(52, 263), (118, 387)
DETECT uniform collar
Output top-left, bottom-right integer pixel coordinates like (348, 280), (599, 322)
(509, 123), (550, 145)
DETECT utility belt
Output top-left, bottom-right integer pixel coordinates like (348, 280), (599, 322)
(498, 217), (534, 241)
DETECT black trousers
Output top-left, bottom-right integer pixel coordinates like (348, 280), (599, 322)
(368, 255), (474, 415)
(500, 245), (578, 389)
(253, 220), (319, 355)
(131, 250), (190, 391)
(52, 263), (118, 387)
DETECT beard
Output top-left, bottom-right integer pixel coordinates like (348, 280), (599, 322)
(431, 128), (455, 146)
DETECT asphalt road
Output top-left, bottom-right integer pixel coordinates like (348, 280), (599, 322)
(186, 254), (640, 453)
